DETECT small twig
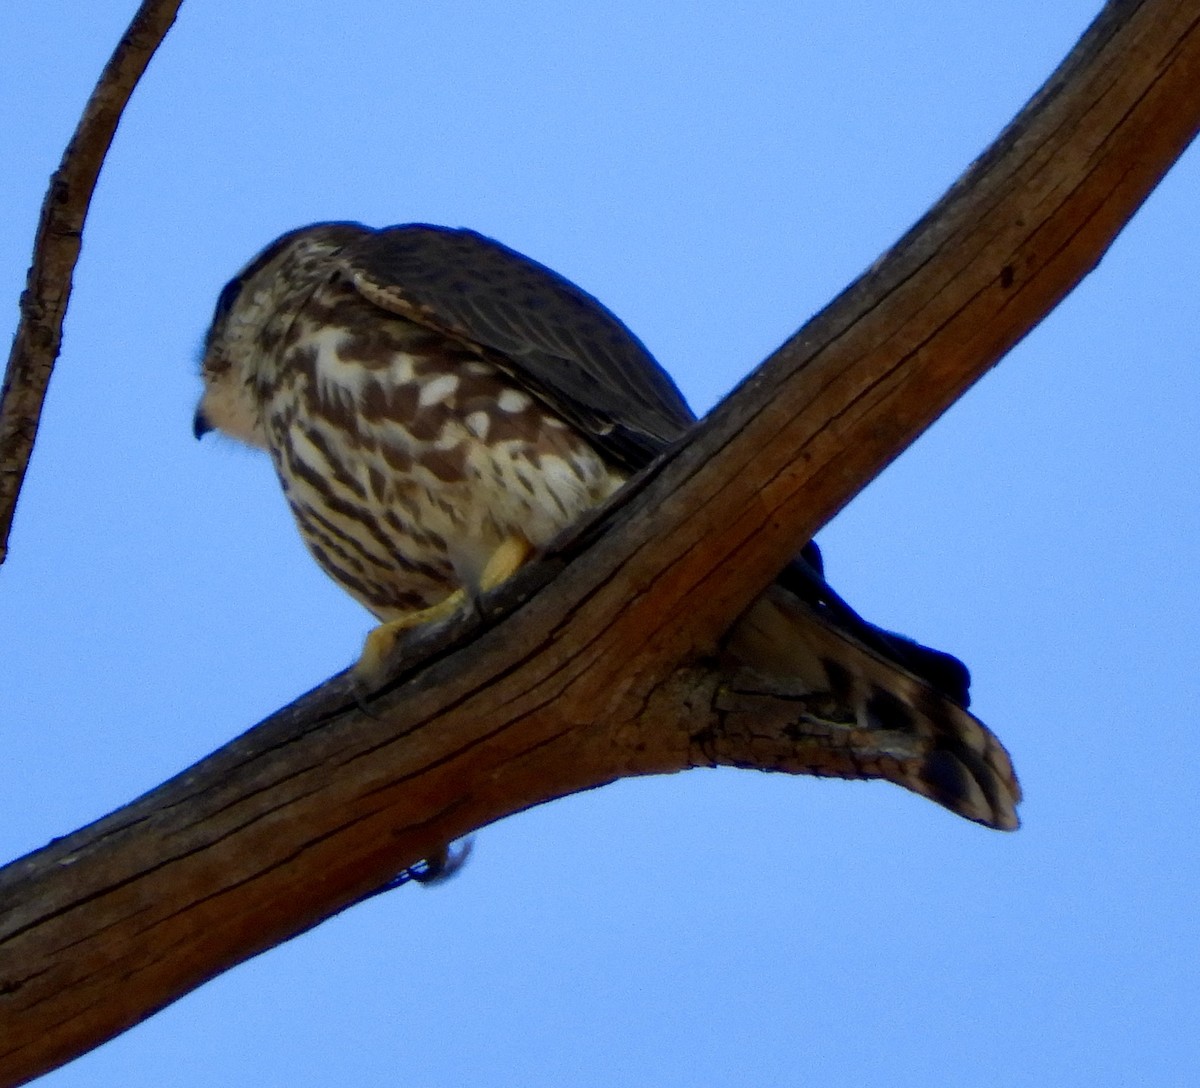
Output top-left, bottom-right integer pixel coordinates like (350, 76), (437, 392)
(0, 0), (184, 566)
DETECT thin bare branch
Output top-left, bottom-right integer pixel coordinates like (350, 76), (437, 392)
(0, 0), (183, 565)
(0, 0), (1197, 1084)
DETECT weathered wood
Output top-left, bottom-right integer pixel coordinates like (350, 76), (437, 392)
(0, 0), (183, 565)
(1, 1), (1197, 1084)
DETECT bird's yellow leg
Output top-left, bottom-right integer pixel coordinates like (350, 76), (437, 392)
(356, 590), (468, 679)
(355, 535), (532, 680)
(478, 534), (532, 591)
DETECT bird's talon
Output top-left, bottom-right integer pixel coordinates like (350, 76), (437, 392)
(354, 590), (469, 681)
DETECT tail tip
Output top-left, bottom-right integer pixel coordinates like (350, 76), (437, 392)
(919, 749), (1021, 831)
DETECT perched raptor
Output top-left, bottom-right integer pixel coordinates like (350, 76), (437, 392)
(195, 222), (1020, 830)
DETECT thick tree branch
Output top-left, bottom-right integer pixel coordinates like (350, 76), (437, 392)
(1, 0), (1198, 1084)
(0, 0), (182, 565)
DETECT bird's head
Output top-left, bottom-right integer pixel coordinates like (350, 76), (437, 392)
(194, 222), (367, 448)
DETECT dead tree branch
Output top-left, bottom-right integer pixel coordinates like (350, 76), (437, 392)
(0, 0), (182, 565)
(1, 0), (1198, 1084)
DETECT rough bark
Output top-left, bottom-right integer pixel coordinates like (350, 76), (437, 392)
(0, 0), (1198, 1084)
(0, 0), (183, 565)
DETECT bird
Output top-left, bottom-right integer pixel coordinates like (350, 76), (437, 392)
(194, 221), (1020, 830)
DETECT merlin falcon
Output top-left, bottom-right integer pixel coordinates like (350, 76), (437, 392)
(195, 222), (1021, 830)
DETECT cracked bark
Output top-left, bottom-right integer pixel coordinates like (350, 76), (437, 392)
(1, 0), (1198, 1084)
(0, 0), (183, 565)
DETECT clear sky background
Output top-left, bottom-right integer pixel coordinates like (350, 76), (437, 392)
(2, 2), (1197, 1085)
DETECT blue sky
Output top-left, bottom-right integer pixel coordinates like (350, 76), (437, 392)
(2, 2), (1197, 1085)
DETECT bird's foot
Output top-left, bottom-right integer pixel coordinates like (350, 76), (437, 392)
(353, 535), (533, 682)
(356, 589), (468, 680)
(479, 534), (532, 592)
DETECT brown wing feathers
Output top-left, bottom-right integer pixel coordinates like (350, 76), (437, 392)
(273, 221), (1020, 829)
(342, 225), (695, 467)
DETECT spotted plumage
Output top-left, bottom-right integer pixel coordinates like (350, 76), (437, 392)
(197, 225), (630, 620)
(196, 221), (1021, 830)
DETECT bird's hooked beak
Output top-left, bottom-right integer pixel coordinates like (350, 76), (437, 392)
(193, 404), (213, 440)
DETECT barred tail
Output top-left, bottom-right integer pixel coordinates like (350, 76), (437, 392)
(727, 587), (1021, 830)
